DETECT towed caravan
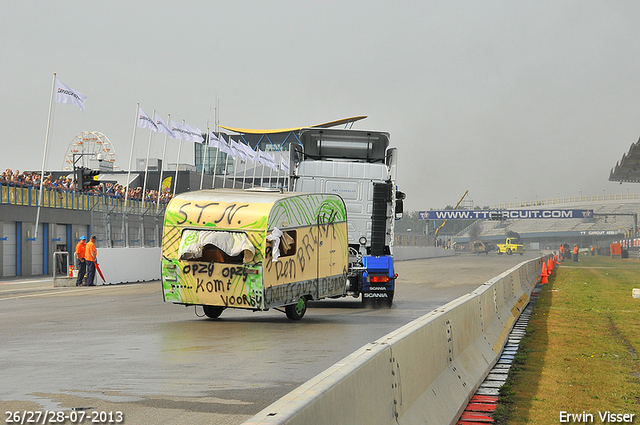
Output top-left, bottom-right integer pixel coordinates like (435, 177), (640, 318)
(161, 189), (349, 320)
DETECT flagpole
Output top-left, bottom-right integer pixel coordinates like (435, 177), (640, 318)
(268, 152), (274, 188)
(156, 113), (170, 212)
(211, 135), (219, 189)
(222, 139), (230, 188)
(141, 109), (155, 211)
(199, 125), (209, 190)
(260, 153), (266, 188)
(124, 103), (139, 211)
(241, 157), (247, 189)
(34, 73), (57, 241)
(172, 120), (184, 198)
(276, 150), (282, 189)
(252, 149), (258, 188)
(286, 156), (291, 191)
(230, 137), (237, 189)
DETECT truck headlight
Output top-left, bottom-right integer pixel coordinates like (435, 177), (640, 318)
(359, 236), (367, 246)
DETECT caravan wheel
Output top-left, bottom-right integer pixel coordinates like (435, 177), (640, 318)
(203, 305), (225, 319)
(285, 297), (308, 320)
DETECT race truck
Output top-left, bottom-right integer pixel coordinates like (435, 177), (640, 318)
(160, 127), (403, 320)
(290, 128), (404, 306)
(496, 237), (525, 255)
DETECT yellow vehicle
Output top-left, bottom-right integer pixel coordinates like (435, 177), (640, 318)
(161, 189), (349, 320)
(496, 238), (525, 255)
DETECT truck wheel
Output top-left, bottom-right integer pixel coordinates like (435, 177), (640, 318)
(203, 305), (225, 319)
(507, 249), (512, 255)
(285, 297), (307, 320)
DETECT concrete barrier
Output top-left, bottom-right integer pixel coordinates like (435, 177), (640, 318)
(243, 255), (548, 425)
(94, 247), (161, 284)
(53, 276), (76, 287)
(56, 247), (161, 285)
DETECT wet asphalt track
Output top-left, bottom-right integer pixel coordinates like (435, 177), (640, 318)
(0, 252), (537, 425)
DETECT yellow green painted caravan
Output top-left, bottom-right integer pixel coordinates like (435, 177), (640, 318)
(161, 189), (349, 320)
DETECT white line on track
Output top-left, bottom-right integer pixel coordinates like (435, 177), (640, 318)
(0, 279), (52, 285)
(0, 284), (133, 301)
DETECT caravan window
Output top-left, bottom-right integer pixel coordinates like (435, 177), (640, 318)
(266, 230), (297, 261)
(279, 230), (296, 257)
(178, 230), (255, 264)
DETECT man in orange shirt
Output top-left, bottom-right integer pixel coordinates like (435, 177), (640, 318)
(75, 236), (87, 286)
(85, 236), (98, 286)
(572, 244), (579, 262)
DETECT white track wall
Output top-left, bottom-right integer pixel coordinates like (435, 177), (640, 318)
(93, 247), (161, 284)
(243, 256), (548, 425)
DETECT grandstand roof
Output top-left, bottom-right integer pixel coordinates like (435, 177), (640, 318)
(609, 136), (640, 183)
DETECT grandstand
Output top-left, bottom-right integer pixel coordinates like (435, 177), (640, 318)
(453, 195), (640, 251)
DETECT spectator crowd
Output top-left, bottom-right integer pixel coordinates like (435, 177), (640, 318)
(0, 168), (173, 204)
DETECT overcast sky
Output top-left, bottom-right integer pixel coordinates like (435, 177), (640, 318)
(3, 1), (640, 211)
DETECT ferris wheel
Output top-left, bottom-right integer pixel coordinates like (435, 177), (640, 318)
(62, 131), (121, 171)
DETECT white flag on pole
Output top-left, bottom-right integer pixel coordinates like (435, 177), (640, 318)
(154, 113), (175, 138)
(219, 134), (235, 157)
(138, 108), (158, 132)
(258, 150), (278, 170)
(54, 78), (86, 111)
(280, 157), (290, 173)
(185, 123), (204, 142)
(239, 143), (256, 162)
(170, 120), (192, 141)
(267, 151), (278, 170)
(208, 132), (234, 156)
(220, 135), (238, 159)
(255, 151), (266, 166)
(229, 139), (247, 160)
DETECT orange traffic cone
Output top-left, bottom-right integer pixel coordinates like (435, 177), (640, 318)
(540, 262), (548, 284)
(554, 254), (560, 266)
(547, 257), (554, 275)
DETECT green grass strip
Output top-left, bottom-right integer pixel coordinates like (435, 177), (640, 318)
(495, 255), (640, 424)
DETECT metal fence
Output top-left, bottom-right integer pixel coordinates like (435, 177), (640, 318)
(90, 202), (164, 248)
(494, 193), (640, 209)
(394, 234), (433, 246)
(1, 182), (167, 248)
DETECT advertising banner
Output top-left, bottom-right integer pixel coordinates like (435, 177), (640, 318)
(418, 209), (594, 220)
